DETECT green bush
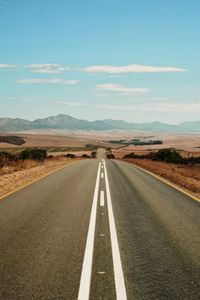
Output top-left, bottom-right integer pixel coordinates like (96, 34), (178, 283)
(152, 149), (183, 163)
(0, 151), (18, 167)
(19, 149), (47, 161)
(122, 148), (200, 165)
(123, 152), (137, 159)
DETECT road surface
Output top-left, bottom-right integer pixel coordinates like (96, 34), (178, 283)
(0, 151), (200, 299)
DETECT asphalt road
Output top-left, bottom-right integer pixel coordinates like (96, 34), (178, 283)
(0, 153), (200, 299)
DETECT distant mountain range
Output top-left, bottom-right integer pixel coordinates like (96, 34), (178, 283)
(0, 114), (200, 133)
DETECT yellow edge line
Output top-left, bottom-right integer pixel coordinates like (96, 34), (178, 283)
(0, 159), (80, 202)
(125, 161), (200, 204)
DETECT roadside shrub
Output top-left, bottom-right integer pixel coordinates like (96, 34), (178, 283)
(107, 153), (115, 159)
(152, 149), (183, 163)
(65, 153), (76, 158)
(122, 148), (200, 165)
(0, 151), (18, 167)
(123, 152), (137, 159)
(91, 151), (97, 158)
(123, 152), (154, 160)
(82, 154), (90, 158)
(19, 149), (47, 161)
(185, 156), (200, 165)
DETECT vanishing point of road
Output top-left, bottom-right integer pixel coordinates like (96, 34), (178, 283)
(0, 149), (200, 299)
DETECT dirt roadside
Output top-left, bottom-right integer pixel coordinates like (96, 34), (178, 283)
(0, 157), (81, 199)
(120, 158), (200, 200)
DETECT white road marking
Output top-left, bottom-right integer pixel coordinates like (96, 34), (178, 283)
(100, 191), (105, 207)
(101, 172), (104, 179)
(78, 163), (101, 300)
(103, 159), (127, 300)
(98, 271), (106, 275)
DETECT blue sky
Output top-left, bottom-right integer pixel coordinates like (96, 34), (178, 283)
(0, 0), (200, 123)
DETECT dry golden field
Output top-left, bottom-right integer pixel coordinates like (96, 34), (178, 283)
(0, 130), (200, 152)
(0, 131), (120, 151)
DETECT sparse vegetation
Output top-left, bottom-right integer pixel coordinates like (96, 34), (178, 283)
(0, 149), (70, 177)
(123, 148), (200, 165)
(0, 148), (83, 198)
(0, 155), (80, 198)
(119, 148), (200, 198)
(0, 149), (47, 176)
(122, 158), (200, 198)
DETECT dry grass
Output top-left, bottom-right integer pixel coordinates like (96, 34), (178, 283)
(0, 159), (39, 175)
(113, 148), (200, 159)
(121, 158), (200, 199)
(0, 156), (80, 198)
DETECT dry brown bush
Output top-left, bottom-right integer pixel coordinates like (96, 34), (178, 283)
(0, 160), (40, 175)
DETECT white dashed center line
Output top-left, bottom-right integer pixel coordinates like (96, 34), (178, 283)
(100, 191), (105, 207)
(78, 159), (127, 300)
(103, 159), (127, 300)
(78, 163), (101, 300)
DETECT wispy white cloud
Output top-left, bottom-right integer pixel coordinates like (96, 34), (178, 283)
(31, 69), (65, 74)
(26, 64), (59, 68)
(53, 101), (87, 107)
(26, 64), (70, 74)
(96, 83), (150, 95)
(84, 64), (187, 74)
(96, 102), (200, 112)
(0, 63), (16, 69)
(94, 93), (110, 97)
(53, 100), (200, 113)
(17, 78), (79, 85)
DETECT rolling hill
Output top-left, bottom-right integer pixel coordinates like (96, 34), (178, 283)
(0, 114), (199, 133)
